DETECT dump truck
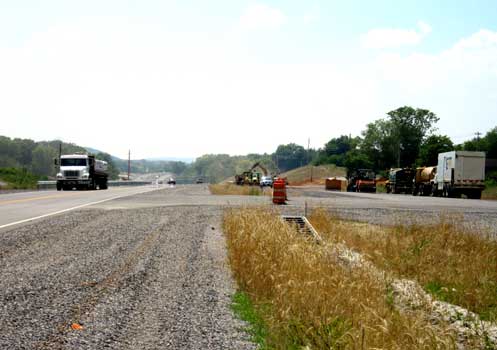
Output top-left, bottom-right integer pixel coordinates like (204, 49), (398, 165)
(434, 151), (486, 199)
(55, 154), (108, 190)
(386, 168), (415, 194)
(412, 166), (437, 196)
(347, 169), (376, 192)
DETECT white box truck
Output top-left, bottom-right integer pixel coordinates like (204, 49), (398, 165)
(55, 154), (109, 191)
(434, 151), (485, 199)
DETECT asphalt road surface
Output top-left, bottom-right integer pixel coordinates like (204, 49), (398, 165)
(1, 184), (496, 349)
(0, 185), (163, 229)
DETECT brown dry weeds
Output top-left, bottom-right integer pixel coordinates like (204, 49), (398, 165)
(209, 183), (268, 196)
(224, 208), (459, 349)
(309, 209), (497, 323)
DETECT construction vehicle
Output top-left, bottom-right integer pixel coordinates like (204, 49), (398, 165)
(55, 154), (108, 191)
(235, 162), (269, 186)
(386, 168), (415, 194)
(433, 151), (486, 199)
(347, 169), (376, 192)
(412, 166), (436, 196)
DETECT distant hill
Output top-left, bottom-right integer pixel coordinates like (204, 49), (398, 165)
(280, 164), (346, 185)
(85, 147), (103, 155)
(146, 156), (194, 163)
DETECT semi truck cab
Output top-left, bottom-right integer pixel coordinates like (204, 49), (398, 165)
(55, 154), (108, 191)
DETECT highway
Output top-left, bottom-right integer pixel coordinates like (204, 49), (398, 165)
(0, 185), (496, 349)
(0, 186), (162, 229)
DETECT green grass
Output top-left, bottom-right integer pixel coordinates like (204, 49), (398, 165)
(231, 291), (269, 348)
(0, 167), (39, 189)
(483, 183), (497, 200)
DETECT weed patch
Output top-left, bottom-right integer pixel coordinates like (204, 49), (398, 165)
(209, 183), (267, 196)
(231, 291), (269, 348)
(0, 167), (39, 189)
(309, 209), (497, 323)
(224, 208), (459, 349)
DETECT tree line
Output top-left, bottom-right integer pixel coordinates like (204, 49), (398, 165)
(313, 106), (497, 178)
(1, 105), (496, 185)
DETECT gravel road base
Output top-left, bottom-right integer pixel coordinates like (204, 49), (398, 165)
(0, 205), (255, 350)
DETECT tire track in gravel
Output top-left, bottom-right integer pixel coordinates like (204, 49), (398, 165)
(61, 206), (253, 350)
(1, 190), (255, 350)
(35, 225), (162, 350)
(1, 208), (171, 350)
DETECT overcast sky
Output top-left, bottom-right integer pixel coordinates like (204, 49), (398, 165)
(1, 0), (496, 159)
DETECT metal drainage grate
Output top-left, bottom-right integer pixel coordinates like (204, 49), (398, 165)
(281, 215), (322, 243)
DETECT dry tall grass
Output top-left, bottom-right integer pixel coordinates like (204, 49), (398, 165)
(224, 208), (459, 349)
(280, 164), (346, 185)
(309, 209), (497, 322)
(209, 183), (267, 196)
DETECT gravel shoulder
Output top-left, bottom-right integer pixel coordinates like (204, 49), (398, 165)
(3, 184), (496, 349)
(0, 194), (255, 349)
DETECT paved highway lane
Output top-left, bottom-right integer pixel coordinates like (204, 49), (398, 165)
(0, 185), (163, 229)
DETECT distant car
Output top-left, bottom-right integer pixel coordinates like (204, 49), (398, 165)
(259, 176), (273, 187)
(167, 178), (176, 185)
(196, 178), (204, 184)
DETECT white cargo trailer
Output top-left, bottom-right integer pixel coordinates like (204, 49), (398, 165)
(434, 151), (485, 199)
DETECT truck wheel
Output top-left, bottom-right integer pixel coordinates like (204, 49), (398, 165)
(422, 186), (430, 196)
(467, 190), (482, 199)
(431, 184), (439, 197)
(56, 183), (62, 191)
(100, 180), (108, 190)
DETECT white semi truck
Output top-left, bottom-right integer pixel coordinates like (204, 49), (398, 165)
(55, 154), (109, 191)
(434, 151), (485, 199)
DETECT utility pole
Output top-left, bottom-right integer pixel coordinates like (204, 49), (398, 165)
(308, 138), (312, 182)
(127, 150), (131, 181)
(475, 132), (482, 151)
(58, 141), (62, 162)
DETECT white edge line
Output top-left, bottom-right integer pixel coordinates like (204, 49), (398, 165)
(0, 186), (160, 230)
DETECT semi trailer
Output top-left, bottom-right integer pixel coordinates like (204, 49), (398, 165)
(55, 154), (109, 191)
(433, 151), (485, 199)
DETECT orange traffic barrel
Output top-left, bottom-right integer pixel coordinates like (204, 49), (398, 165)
(272, 178), (287, 204)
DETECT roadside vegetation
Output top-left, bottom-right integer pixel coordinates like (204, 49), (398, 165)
(279, 164), (346, 185)
(309, 209), (497, 322)
(224, 208), (463, 349)
(209, 183), (267, 196)
(0, 168), (39, 189)
(483, 180), (497, 200)
(2, 111), (496, 186)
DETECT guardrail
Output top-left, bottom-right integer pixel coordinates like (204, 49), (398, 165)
(37, 181), (152, 190)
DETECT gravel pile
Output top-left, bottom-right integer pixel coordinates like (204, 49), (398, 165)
(0, 205), (255, 350)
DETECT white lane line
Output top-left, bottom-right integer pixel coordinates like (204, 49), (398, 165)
(0, 187), (160, 230)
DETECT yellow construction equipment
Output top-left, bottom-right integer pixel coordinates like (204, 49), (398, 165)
(235, 162), (269, 186)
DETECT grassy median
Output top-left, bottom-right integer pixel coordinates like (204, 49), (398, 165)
(224, 208), (461, 349)
(209, 183), (267, 196)
(309, 209), (497, 323)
